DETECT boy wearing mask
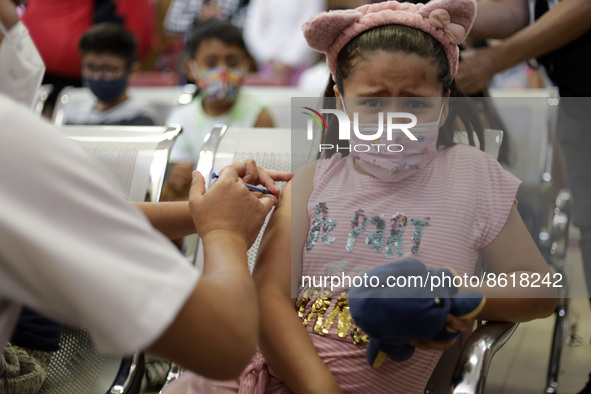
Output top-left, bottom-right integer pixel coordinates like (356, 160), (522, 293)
(163, 19), (273, 201)
(64, 23), (159, 126)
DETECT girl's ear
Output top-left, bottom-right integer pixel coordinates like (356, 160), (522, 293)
(333, 85), (343, 110)
(333, 84), (340, 98)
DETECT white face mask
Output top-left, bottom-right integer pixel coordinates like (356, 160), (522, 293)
(341, 96), (444, 182)
(0, 20), (45, 108)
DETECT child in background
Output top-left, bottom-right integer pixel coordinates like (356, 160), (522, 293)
(163, 19), (273, 201)
(64, 23), (160, 126)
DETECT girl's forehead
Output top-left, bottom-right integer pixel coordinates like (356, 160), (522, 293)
(343, 51), (442, 97)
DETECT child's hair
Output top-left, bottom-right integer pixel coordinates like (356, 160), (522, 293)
(184, 19), (250, 60)
(322, 24), (484, 158)
(79, 23), (137, 68)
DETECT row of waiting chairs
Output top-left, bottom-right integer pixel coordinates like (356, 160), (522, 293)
(49, 85), (323, 129)
(35, 85), (572, 393)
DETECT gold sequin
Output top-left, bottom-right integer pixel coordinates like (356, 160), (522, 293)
(296, 297), (310, 319)
(296, 288), (368, 345)
(352, 327), (370, 345)
(336, 303), (354, 339)
(321, 301), (341, 335)
(312, 298), (331, 332)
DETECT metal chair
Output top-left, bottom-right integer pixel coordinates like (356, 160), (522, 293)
(241, 86), (325, 128)
(33, 85), (53, 115)
(37, 125), (182, 394)
(51, 86), (321, 129)
(489, 88), (572, 394)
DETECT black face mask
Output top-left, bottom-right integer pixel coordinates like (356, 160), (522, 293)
(83, 74), (128, 103)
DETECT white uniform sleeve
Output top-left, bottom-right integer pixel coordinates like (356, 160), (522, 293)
(0, 94), (199, 355)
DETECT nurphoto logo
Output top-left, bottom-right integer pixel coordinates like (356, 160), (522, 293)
(302, 107), (418, 153)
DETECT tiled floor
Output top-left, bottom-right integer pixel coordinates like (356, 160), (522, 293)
(486, 230), (591, 394)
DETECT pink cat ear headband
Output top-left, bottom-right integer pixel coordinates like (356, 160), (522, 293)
(302, 0), (477, 79)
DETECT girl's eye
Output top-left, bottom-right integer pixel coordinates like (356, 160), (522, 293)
(363, 99), (383, 108)
(406, 100), (427, 109)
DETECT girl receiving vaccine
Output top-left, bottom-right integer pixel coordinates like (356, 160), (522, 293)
(166, 1), (556, 393)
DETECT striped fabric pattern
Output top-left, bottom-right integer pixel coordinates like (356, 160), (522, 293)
(296, 144), (521, 393)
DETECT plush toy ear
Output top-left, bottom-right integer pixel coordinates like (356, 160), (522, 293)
(367, 341), (387, 368)
(419, 0), (477, 44)
(302, 9), (363, 53)
(367, 339), (415, 367)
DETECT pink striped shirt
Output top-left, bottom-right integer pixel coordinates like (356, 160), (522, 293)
(296, 144), (521, 393)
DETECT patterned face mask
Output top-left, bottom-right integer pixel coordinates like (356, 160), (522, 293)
(191, 63), (245, 103)
(342, 96), (445, 183)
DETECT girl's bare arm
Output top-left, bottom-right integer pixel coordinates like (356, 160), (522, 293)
(473, 204), (557, 321)
(253, 163), (343, 394)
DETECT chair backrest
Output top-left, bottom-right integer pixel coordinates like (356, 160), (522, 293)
(52, 86), (198, 127)
(241, 86), (323, 128)
(38, 125), (181, 394)
(34, 84), (53, 115)
(454, 129), (504, 160)
(488, 88), (562, 252)
(488, 88), (560, 185)
(58, 125), (182, 202)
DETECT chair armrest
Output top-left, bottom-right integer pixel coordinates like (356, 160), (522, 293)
(452, 321), (518, 394)
(160, 363), (184, 391)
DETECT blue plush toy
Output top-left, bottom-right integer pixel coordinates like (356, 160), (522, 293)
(348, 258), (485, 367)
